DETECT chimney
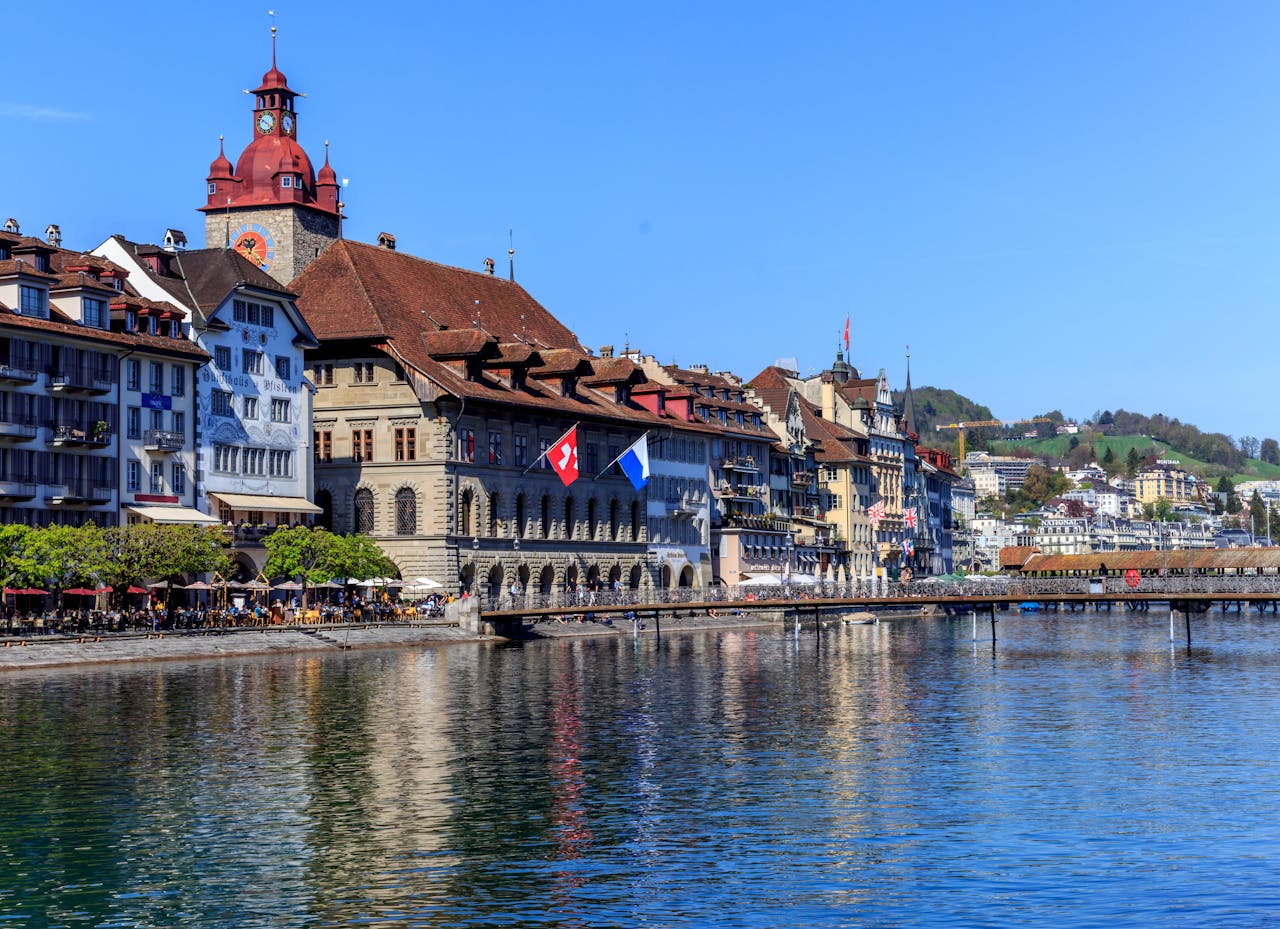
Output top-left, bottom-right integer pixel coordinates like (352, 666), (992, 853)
(45, 224), (61, 246)
(163, 228), (187, 252)
(599, 344), (614, 358)
(377, 231), (397, 250)
(483, 257), (495, 275)
(3, 218), (18, 234)
(690, 363), (709, 374)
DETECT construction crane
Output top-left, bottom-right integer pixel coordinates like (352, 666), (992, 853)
(935, 417), (1053, 460)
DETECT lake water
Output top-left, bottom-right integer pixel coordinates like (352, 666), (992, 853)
(3, 608), (1280, 928)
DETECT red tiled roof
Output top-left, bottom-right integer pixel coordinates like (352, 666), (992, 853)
(0, 259), (58, 281)
(0, 308), (209, 360)
(999, 546), (1041, 569)
(292, 239), (583, 350)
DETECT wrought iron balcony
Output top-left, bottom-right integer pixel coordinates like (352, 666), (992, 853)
(143, 429), (185, 452)
(50, 424), (111, 448)
(48, 368), (113, 394)
(0, 480), (36, 500)
(0, 419), (37, 441)
(721, 456), (759, 472)
(0, 362), (38, 384)
(44, 481), (113, 505)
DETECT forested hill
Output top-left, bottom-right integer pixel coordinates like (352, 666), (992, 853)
(888, 389), (1260, 476)
(1095, 410), (1249, 472)
(891, 386), (993, 442)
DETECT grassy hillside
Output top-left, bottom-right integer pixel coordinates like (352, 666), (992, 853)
(997, 434), (1217, 475)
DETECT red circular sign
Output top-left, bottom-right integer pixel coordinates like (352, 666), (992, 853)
(1124, 569), (1140, 589)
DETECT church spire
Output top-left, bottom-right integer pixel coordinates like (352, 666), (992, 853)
(902, 345), (918, 439)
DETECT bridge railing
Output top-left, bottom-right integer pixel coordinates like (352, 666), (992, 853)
(473, 575), (1280, 613)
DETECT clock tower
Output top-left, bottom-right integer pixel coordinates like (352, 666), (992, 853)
(199, 26), (342, 284)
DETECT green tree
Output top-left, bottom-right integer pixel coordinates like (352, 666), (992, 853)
(1126, 446), (1142, 476)
(334, 534), (398, 583)
(1262, 438), (1280, 465)
(24, 525), (110, 607)
(1250, 492), (1267, 536)
(1102, 446), (1117, 474)
(0, 525), (36, 591)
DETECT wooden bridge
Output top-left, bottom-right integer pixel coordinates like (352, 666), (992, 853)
(471, 575), (1280, 644)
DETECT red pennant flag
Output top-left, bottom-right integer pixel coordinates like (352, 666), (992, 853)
(549, 426), (579, 487)
(843, 314), (850, 353)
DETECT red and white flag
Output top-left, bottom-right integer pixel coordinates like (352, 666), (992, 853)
(904, 506), (918, 529)
(843, 315), (850, 353)
(867, 499), (885, 527)
(549, 426), (579, 487)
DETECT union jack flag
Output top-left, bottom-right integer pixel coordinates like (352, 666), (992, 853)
(867, 499), (885, 526)
(904, 506), (918, 530)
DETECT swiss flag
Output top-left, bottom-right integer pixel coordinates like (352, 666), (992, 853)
(549, 426), (579, 487)
(843, 314), (850, 353)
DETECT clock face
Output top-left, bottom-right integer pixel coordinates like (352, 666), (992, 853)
(281, 113), (294, 135)
(257, 111), (276, 134)
(231, 222), (276, 272)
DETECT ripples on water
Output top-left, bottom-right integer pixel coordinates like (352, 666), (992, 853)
(3, 610), (1280, 927)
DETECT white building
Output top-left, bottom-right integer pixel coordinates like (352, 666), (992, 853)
(94, 236), (320, 573)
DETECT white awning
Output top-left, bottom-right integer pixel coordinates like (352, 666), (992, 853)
(210, 492), (323, 514)
(126, 505), (222, 525)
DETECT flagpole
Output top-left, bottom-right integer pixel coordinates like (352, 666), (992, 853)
(594, 430), (649, 480)
(522, 421), (580, 475)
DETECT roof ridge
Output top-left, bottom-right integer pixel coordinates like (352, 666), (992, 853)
(345, 237), (525, 288)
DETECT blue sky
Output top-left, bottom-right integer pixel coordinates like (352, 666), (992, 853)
(3, 2), (1278, 441)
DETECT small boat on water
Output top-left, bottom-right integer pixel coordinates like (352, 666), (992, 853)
(842, 611), (877, 625)
(1018, 602), (1041, 612)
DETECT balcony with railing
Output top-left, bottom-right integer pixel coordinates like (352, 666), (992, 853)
(50, 423), (111, 448)
(792, 470), (815, 487)
(0, 360), (38, 385)
(0, 418), (37, 442)
(144, 429), (185, 452)
(716, 483), (765, 500)
(720, 455), (759, 472)
(44, 480), (113, 505)
(0, 475), (36, 500)
(48, 366), (114, 395)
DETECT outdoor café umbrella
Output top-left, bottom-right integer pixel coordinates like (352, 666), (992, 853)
(148, 580), (177, 590)
(273, 581), (304, 591)
(183, 581), (213, 591)
(242, 581), (271, 591)
(22, 589), (48, 596)
(62, 587), (98, 597)
(125, 585), (147, 595)
(410, 577), (443, 590)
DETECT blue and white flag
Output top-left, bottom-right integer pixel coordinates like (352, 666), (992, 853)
(618, 433), (650, 491)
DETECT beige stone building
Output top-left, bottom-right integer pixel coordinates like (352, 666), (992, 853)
(294, 239), (709, 599)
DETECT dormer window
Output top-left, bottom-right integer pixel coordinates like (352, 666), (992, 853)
(615, 385), (629, 404)
(148, 315), (159, 335)
(18, 286), (47, 319)
(561, 377), (572, 398)
(208, 182), (217, 194)
(83, 297), (105, 329)
(281, 176), (293, 188)
(126, 310), (137, 332)
(657, 394), (666, 414)
(33, 254), (49, 273)
(169, 320), (182, 338)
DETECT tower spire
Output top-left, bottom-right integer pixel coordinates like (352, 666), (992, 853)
(270, 10), (278, 69)
(902, 344), (918, 438)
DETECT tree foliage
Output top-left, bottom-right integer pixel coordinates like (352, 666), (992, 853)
(1262, 438), (1280, 465)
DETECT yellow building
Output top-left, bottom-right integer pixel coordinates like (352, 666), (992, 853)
(1135, 461), (1199, 505)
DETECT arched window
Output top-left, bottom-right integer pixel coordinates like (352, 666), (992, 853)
(564, 496), (575, 540)
(541, 494), (551, 539)
(354, 488), (374, 534)
(315, 489), (333, 531)
(587, 499), (598, 541)
(515, 493), (526, 538)
(395, 487), (416, 536)
(488, 491), (500, 536)
(459, 489), (473, 537)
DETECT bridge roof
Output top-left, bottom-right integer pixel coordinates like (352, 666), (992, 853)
(1023, 549), (1280, 574)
